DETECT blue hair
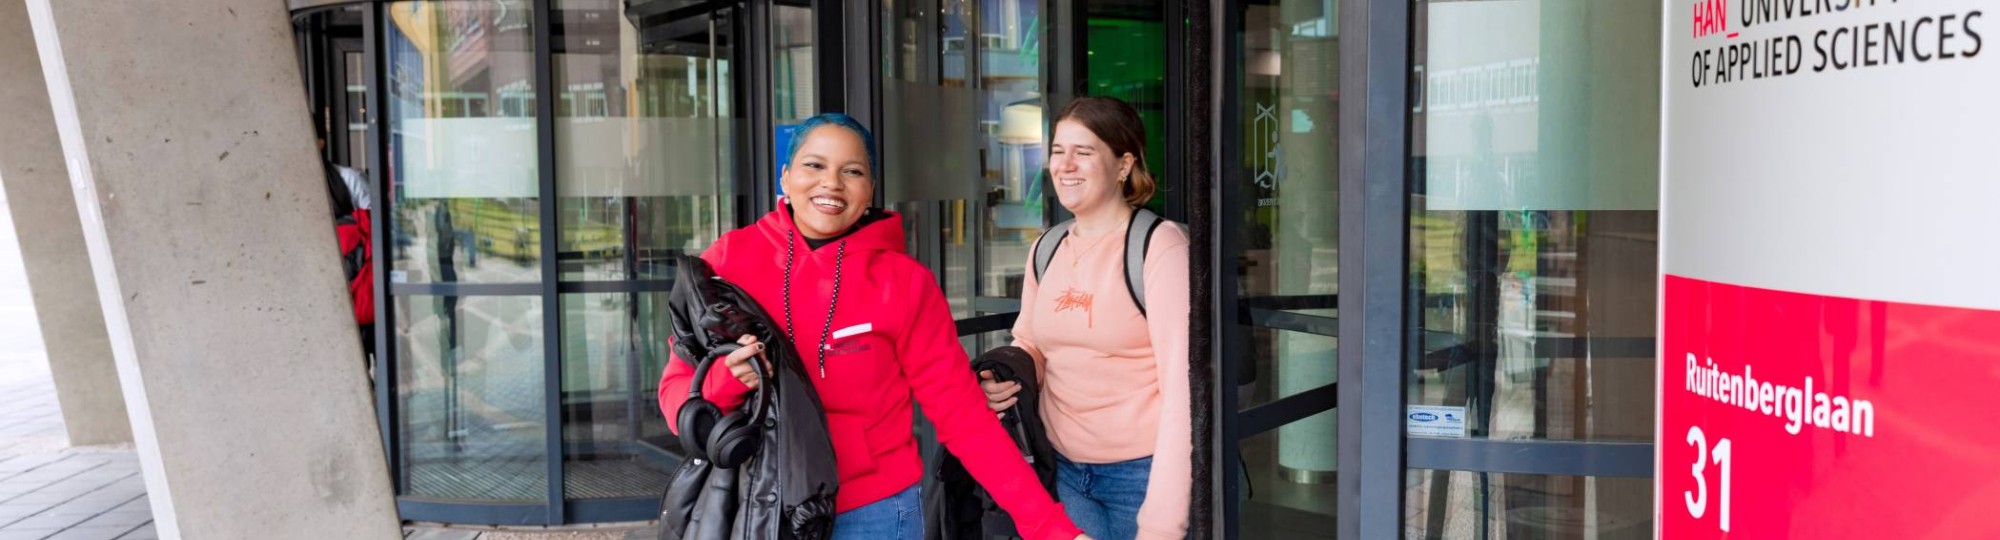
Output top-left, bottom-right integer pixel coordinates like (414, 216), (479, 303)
(783, 113), (879, 179)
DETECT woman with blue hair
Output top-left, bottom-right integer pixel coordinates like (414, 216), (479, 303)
(659, 113), (1091, 540)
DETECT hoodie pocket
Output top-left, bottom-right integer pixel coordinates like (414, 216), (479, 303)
(830, 419), (877, 479)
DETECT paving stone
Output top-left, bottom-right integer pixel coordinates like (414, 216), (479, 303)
(43, 527), (136, 540)
(39, 498), (125, 516)
(71, 512), (148, 531)
(0, 494), (72, 507)
(0, 510), (93, 532)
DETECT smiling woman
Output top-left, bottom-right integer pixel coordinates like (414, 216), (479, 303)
(781, 114), (879, 241)
(657, 114), (1088, 540)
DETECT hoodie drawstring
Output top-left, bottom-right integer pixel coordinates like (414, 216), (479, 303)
(784, 230), (846, 378)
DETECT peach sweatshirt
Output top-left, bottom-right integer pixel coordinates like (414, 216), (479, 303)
(1011, 218), (1192, 540)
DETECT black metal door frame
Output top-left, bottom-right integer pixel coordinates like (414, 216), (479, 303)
(1193, 0), (1659, 538)
(337, 0), (761, 525)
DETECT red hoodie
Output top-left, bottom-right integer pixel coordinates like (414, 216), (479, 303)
(658, 205), (1081, 540)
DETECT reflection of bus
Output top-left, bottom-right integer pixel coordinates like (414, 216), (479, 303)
(448, 206), (622, 263)
(443, 199), (538, 261)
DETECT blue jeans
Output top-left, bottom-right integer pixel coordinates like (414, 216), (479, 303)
(831, 484), (923, 540)
(1057, 454), (1153, 540)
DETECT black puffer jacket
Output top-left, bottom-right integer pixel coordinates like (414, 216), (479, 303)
(659, 255), (839, 540)
(928, 346), (1059, 540)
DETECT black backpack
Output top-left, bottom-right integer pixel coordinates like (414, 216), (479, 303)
(927, 346), (1058, 540)
(659, 255), (838, 540)
(1031, 207), (1171, 316)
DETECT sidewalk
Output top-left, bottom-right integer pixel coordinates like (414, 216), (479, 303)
(0, 374), (154, 540)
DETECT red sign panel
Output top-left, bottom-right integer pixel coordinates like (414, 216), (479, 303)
(1660, 275), (2000, 538)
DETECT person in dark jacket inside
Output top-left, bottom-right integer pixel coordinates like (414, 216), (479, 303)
(657, 113), (1092, 540)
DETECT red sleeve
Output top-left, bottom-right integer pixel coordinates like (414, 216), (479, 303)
(657, 342), (755, 433)
(657, 243), (756, 433)
(898, 268), (1081, 540)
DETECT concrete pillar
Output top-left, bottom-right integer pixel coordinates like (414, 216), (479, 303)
(0, 0), (133, 448)
(21, 0), (401, 538)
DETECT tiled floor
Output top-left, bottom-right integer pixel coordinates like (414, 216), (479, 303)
(0, 380), (154, 540)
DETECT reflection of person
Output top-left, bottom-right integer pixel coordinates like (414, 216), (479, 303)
(985, 97), (1191, 540)
(655, 114), (1090, 540)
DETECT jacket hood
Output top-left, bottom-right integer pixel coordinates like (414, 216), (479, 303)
(760, 200), (906, 254)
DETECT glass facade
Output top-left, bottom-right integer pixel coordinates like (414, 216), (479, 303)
(1406, 0), (1661, 534)
(297, 0), (1666, 533)
(881, 0), (1051, 345)
(328, 0), (746, 522)
(396, 294), (549, 502)
(382, 1), (550, 506)
(1226, 0), (1341, 538)
(384, 0), (542, 286)
(1405, 470), (1653, 539)
(549, 0), (737, 500)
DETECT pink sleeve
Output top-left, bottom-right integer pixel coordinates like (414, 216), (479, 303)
(899, 268), (1081, 540)
(1136, 229), (1193, 540)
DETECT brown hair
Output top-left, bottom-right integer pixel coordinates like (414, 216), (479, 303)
(1052, 96), (1155, 207)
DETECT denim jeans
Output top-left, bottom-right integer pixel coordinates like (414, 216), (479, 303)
(831, 484), (923, 540)
(1057, 454), (1154, 540)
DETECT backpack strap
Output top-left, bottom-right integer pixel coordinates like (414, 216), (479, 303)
(1123, 208), (1165, 316)
(1031, 219), (1074, 284)
(1034, 210), (1169, 317)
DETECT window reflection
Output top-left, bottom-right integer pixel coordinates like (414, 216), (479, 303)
(881, 0), (1046, 329)
(385, 0), (542, 285)
(773, 5), (815, 124)
(1230, 1), (1341, 536)
(1405, 0), (1662, 535)
(396, 294), (548, 502)
(550, 0), (738, 500)
(553, 0), (735, 282)
(1407, 0), (1661, 444)
(1405, 470), (1652, 539)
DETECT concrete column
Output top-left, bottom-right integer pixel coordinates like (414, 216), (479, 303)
(21, 0), (400, 538)
(0, 0), (134, 448)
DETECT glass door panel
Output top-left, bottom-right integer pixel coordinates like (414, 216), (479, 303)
(1226, 0), (1341, 537)
(1405, 0), (1662, 534)
(382, 0), (552, 511)
(551, 0), (741, 501)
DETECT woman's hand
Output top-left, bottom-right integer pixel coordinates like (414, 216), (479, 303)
(978, 370), (1021, 412)
(724, 334), (769, 389)
(1075, 534), (1095, 540)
